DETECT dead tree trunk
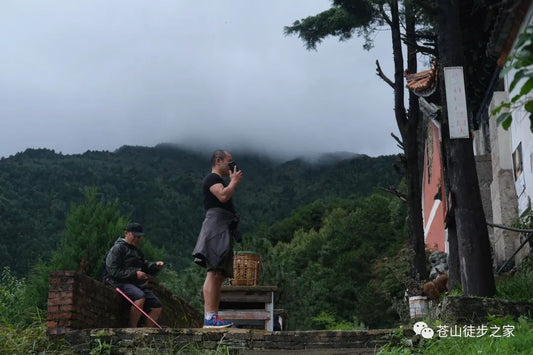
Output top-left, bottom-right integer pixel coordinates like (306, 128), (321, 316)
(404, 0), (427, 282)
(389, 0), (427, 281)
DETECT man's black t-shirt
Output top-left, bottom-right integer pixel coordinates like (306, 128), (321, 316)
(203, 173), (235, 213)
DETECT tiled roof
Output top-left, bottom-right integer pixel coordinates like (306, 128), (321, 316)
(405, 59), (438, 97)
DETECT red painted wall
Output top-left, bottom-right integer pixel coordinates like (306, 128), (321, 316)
(422, 121), (446, 252)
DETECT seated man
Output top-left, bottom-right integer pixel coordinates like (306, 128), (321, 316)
(105, 222), (164, 327)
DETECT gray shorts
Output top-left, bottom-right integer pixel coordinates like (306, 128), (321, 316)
(117, 283), (162, 311)
(206, 248), (234, 278)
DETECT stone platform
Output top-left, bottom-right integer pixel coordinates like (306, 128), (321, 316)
(63, 327), (399, 354)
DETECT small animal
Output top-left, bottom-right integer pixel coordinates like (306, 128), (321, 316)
(422, 269), (448, 302)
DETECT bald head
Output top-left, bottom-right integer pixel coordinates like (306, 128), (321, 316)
(211, 150), (228, 167)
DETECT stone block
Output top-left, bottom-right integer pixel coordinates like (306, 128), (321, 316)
(437, 296), (533, 324)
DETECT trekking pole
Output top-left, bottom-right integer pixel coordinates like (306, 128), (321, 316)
(115, 287), (162, 329)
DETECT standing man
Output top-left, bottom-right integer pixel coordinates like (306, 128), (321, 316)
(193, 150), (243, 328)
(105, 222), (165, 327)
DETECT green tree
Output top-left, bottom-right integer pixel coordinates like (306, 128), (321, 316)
(51, 187), (130, 279)
(492, 24), (533, 131)
(18, 187), (133, 319)
(284, 0), (432, 282)
(0, 266), (26, 325)
(260, 192), (407, 329)
(0, 146), (400, 277)
(18, 261), (52, 321)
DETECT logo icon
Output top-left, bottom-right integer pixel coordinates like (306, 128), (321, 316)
(413, 321), (434, 339)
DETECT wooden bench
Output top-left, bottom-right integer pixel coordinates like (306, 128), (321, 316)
(218, 285), (277, 331)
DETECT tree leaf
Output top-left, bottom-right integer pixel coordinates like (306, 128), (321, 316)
(525, 100), (533, 113)
(491, 102), (511, 116)
(492, 106), (502, 115)
(496, 113), (512, 130)
(519, 77), (533, 96)
(509, 69), (526, 92)
(500, 64), (513, 77)
(511, 94), (521, 103)
(515, 28), (533, 48)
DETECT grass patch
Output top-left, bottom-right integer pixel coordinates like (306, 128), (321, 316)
(0, 319), (239, 354)
(380, 255), (533, 354)
(496, 256), (533, 302)
(379, 316), (533, 354)
(0, 320), (73, 354)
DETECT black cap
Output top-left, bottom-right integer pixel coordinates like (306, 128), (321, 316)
(125, 222), (144, 236)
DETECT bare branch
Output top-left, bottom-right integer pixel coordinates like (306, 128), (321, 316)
(400, 35), (437, 56)
(391, 132), (404, 150)
(379, 186), (407, 202)
(378, 4), (392, 27)
(376, 60), (394, 89)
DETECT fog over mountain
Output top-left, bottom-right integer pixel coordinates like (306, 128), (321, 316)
(1, 1), (400, 160)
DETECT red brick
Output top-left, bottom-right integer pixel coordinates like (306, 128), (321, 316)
(47, 305), (59, 313)
(59, 283), (74, 292)
(47, 298), (65, 306)
(58, 320), (72, 327)
(60, 304), (74, 312)
(46, 314), (59, 322)
(59, 276), (74, 284)
(50, 296), (73, 305)
(55, 312), (73, 320)
(59, 291), (73, 298)
(46, 321), (58, 328)
(48, 290), (61, 297)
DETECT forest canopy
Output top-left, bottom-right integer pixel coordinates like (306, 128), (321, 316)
(0, 145), (402, 277)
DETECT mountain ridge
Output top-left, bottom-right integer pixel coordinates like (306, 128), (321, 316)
(0, 144), (401, 276)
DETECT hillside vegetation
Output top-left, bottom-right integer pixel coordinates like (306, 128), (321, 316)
(0, 145), (401, 276)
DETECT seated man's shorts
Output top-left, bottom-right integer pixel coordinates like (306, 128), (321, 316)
(118, 283), (162, 311)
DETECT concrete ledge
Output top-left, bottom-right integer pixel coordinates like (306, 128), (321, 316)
(436, 296), (533, 324)
(62, 328), (399, 354)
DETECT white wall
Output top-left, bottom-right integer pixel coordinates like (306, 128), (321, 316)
(505, 5), (533, 215)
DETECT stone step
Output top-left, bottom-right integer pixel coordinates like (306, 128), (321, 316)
(242, 349), (381, 354)
(63, 328), (399, 354)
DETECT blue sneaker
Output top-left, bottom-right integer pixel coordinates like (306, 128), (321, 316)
(203, 315), (233, 328)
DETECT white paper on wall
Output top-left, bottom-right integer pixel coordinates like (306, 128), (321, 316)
(444, 67), (469, 139)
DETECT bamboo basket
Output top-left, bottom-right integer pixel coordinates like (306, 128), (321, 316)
(231, 252), (261, 286)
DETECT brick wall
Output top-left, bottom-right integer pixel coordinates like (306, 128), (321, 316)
(46, 271), (202, 335)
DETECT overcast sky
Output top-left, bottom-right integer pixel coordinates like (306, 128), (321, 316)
(1, 1), (401, 160)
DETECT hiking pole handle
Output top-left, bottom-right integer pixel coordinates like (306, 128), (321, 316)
(115, 287), (162, 329)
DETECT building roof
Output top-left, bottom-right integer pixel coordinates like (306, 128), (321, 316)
(405, 59), (438, 97)
(461, 0), (531, 128)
